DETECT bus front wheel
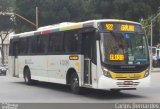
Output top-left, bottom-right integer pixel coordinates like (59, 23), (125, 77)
(70, 73), (80, 94)
(24, 68), (33, 85)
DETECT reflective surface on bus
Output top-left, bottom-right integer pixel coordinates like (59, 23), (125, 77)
(100, 32), (149, 65)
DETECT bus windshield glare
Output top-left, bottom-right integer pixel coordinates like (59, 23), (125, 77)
(100, 32), (149, 65)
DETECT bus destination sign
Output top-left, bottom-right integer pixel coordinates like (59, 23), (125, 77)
(105, 23), (135, 32)
(120, 24), (135, 32)
(100, 22), (143, 33)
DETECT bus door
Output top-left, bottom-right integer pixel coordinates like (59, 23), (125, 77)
(82, 32), (96, 85)
(12, 41), (19, 77)
(82, 34), (91, 84)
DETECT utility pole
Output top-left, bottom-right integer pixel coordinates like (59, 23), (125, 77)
(0, 1), (39, 29)
(35, 0), (39, 29)
(0, 12), (37, 28)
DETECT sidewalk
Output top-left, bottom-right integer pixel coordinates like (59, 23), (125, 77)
(151, 68), (160, 73)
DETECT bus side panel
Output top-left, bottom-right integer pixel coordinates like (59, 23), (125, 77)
(19, 56), (49, 82)
(18, 56), (25, 78)
(48, 55), (65, 84)
(28, 56), (48, 81)
(8, 56), (19, 77)
(68, 55), (83, 86)
(48, 55), (83, 85)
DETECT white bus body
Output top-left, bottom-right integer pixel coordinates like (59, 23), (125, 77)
(9, 19), (150, 93)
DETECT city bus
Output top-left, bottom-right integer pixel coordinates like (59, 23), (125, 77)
(8, 19), (150, 93)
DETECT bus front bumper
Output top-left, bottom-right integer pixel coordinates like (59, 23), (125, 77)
(98, 75), (150, 90)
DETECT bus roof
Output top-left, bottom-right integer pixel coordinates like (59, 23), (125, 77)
(10, 19), (141, 39)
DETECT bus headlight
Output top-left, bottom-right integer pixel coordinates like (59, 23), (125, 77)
(144, 68), (149, 77)
(102, 67), (112, 78)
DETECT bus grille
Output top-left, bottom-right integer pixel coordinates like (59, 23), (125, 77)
(116, 82), (139, 87)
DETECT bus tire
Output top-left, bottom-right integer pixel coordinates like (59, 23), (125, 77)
(70, 73), (80, 94)
(24, 68), (33, 85)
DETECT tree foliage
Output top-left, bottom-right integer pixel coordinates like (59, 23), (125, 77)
(13, 0), (160, 45)
(0, 0), (15, 31)
(0, 0), (15, 64)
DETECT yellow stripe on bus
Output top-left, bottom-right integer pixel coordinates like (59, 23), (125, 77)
(109, 71), (146, 80)
(60, 24), (82, 31)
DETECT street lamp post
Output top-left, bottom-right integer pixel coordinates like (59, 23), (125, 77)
(150, 12), (160, 70)
(0, 12), (37, 29)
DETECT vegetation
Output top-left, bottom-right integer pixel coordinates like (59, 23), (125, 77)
(1, 0), (160, 45)
(0, 0), (15, 64)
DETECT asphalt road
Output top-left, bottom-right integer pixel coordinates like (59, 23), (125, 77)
(0, 71), (160, 103)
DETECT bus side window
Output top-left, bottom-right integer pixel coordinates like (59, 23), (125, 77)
(28, 36), (37, 54)
(48, 32), (64, 54)
(9, 39), (13, 56)
(37, 35), (48, 54)
(48, 34), (55, 53)
(64, 31), (81, 54)
(19, 38), (28, 55)
(13, 41), (19, 57)
(81, 31), (97, 64)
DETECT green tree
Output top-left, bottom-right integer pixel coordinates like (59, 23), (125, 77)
(15, 0), (36, 33)
(15, 0), (97, 32)
(0, 0), (15, 64)
(14, 0), (160, 46)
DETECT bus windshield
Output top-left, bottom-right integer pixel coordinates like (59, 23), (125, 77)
(100, 32), (149, 65)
